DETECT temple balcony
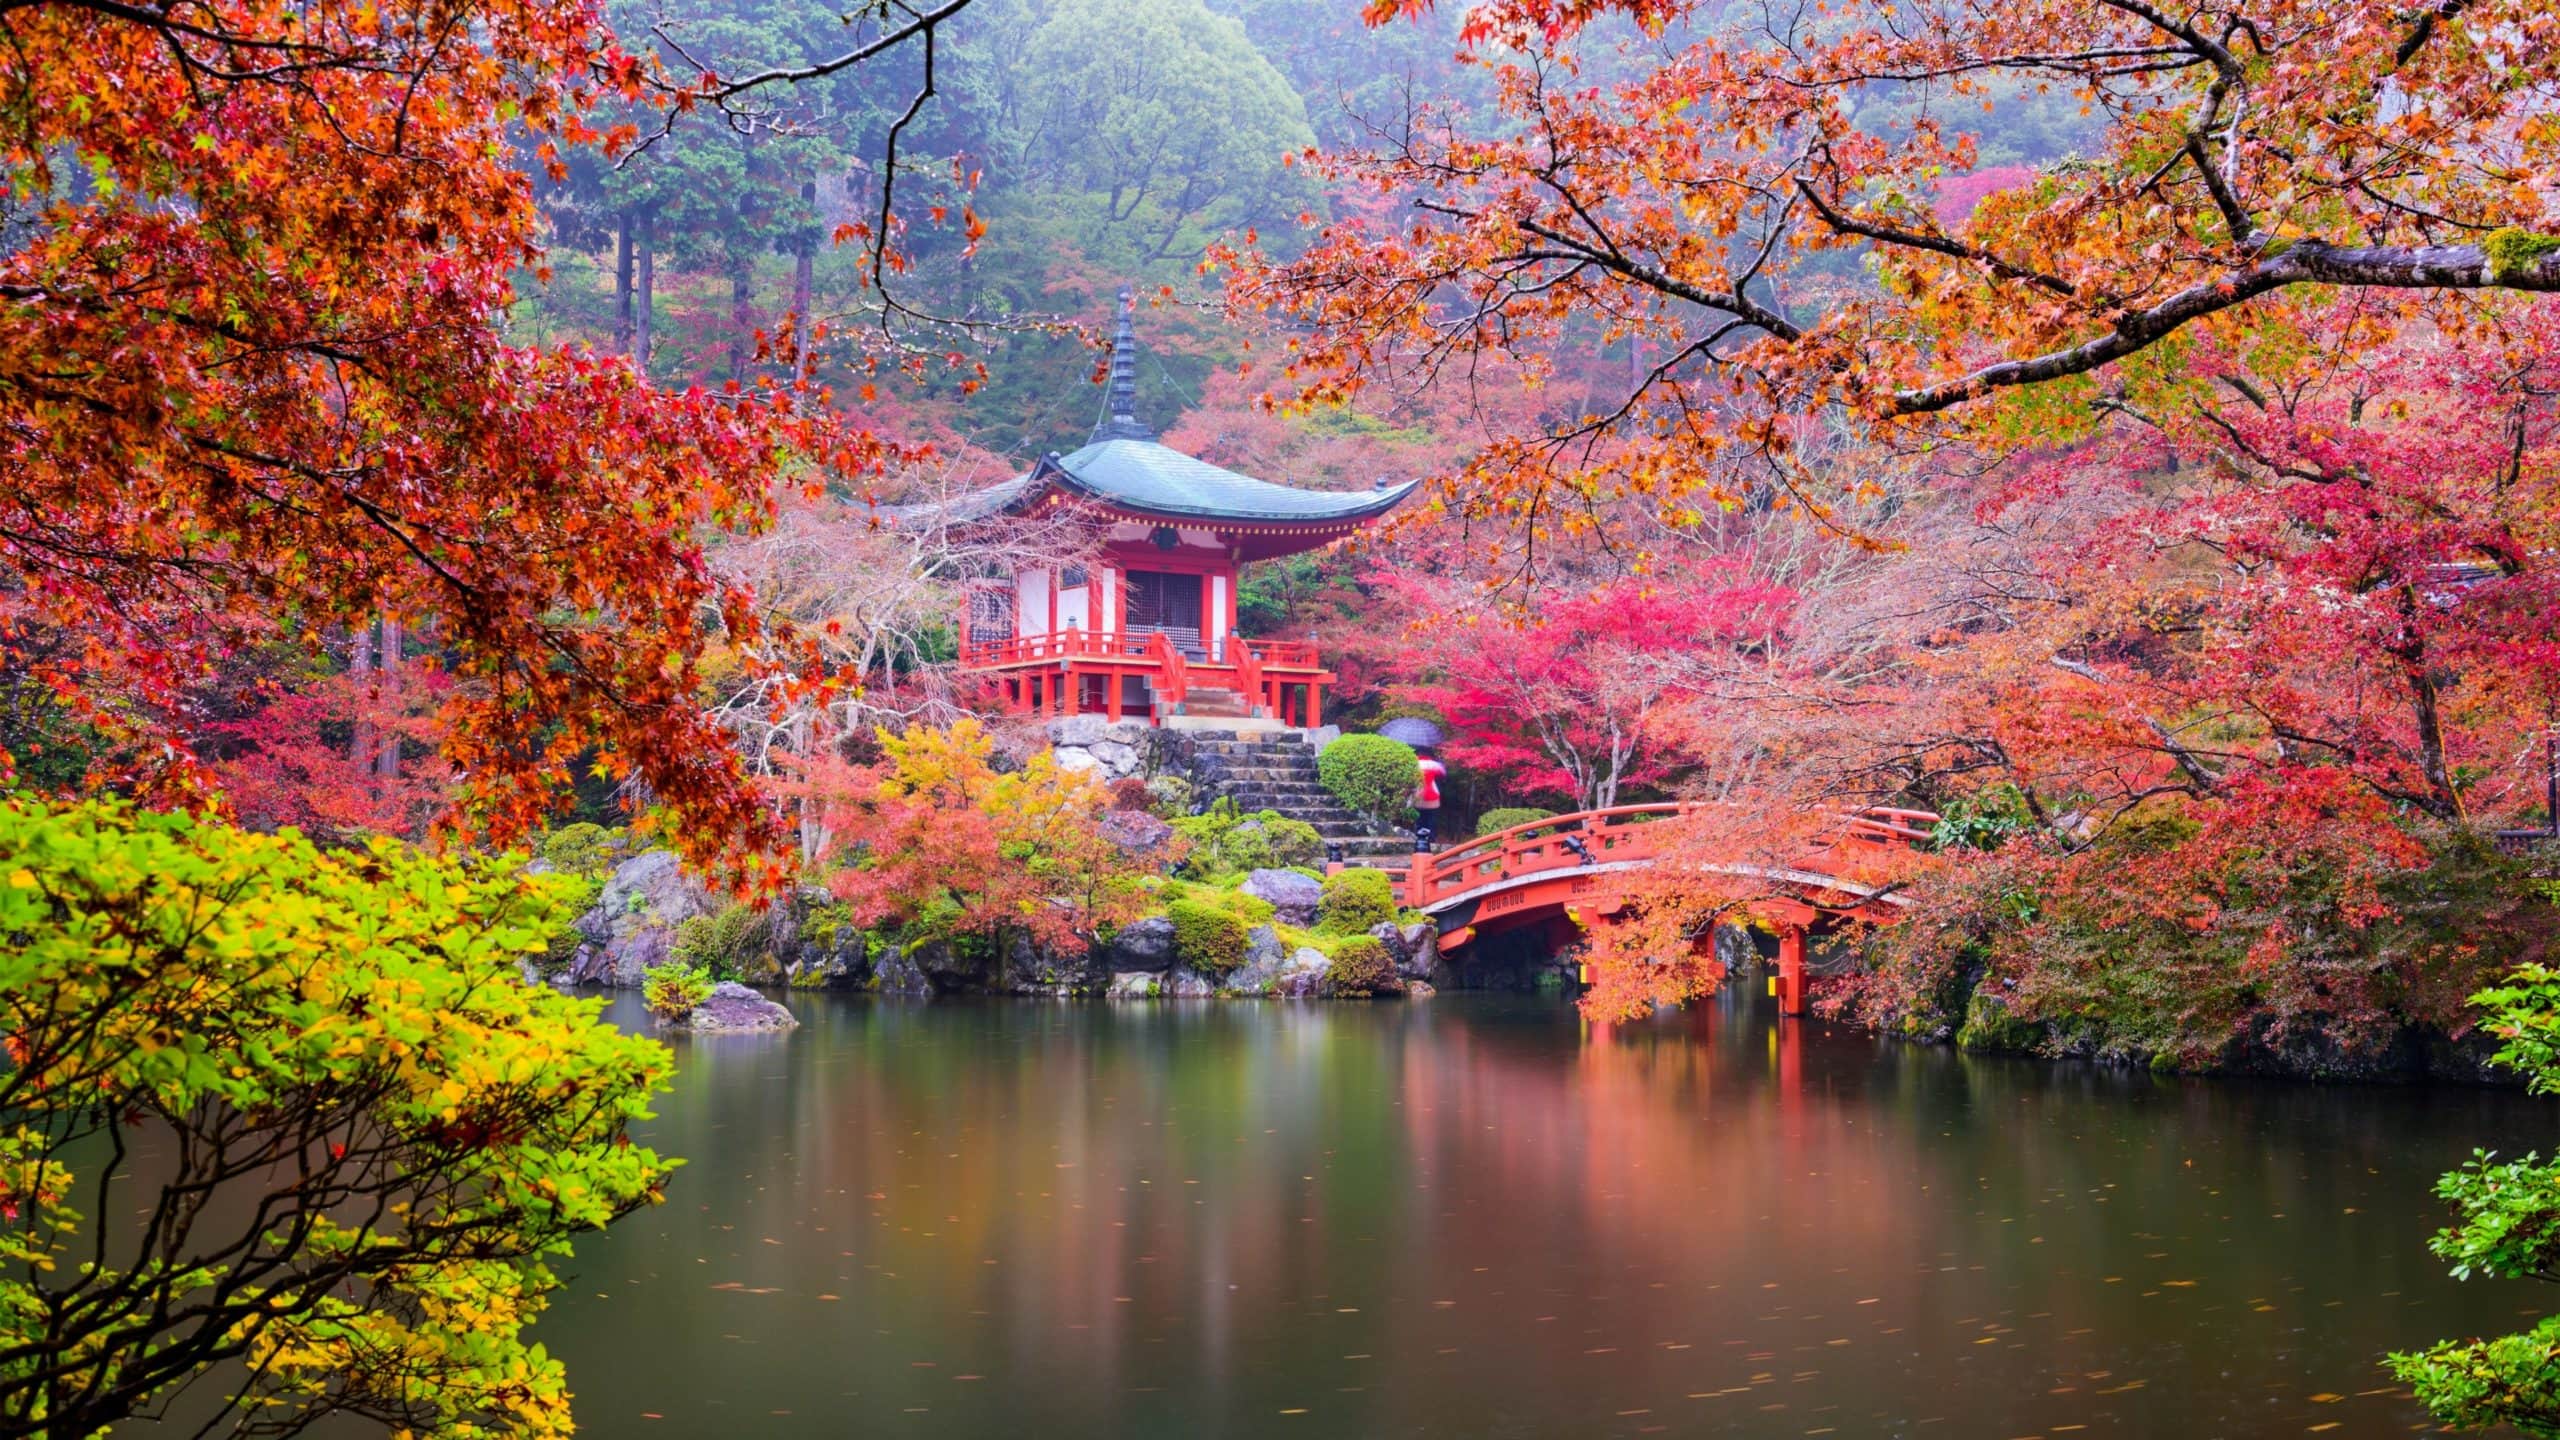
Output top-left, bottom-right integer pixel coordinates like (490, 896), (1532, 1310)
(960, 626), (1332, 728)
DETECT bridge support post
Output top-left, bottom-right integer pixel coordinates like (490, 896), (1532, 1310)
(1776, 924), (1807, 1019)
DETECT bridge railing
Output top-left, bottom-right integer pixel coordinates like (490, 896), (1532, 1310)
(1403, 802), (1941, 910)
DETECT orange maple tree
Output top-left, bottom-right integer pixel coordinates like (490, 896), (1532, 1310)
(0, 0), (928, 878)
(1231, 0), (2560, 527)
(796, 719), (1151, 953)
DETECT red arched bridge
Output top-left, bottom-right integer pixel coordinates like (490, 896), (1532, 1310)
(1393, 804), (1940, 1016)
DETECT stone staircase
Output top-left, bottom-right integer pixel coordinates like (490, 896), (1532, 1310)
(1188, 731), (1414, 863)
(1177, 684), (1251, 719)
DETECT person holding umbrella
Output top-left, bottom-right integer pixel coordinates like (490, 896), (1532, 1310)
(1411, 746), (1447, 852)
(1379, 718), (1449, 853)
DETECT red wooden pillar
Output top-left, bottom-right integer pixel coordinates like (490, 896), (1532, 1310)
(1305, 682), (1322, 729)
(1105, 672), (1123, 722)
(1776, 925), (1807, 1018)
(1063, 667), (1082, 717)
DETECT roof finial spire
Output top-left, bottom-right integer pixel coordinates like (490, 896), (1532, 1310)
(1094, 285), (1154, 443)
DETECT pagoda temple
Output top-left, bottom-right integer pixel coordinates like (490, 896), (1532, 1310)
(933, 291), (1415, 728)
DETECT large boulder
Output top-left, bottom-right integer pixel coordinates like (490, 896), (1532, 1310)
(1271, 946), (1332, 999)
(1240, 868), (1324, 926)
(785, 944), (867, 990)
(1088, 739), (1138, 775)
(1053, 747), (1104, 774)
(1107, 971), (1166, 999)
(999, 929), (1104, 995)
(1096, 809), (1175, 858)
(1164, 967), (1219, 998)
(1377, 921), (1439, 981)
(870, 943), (933, 996)
(1224, 925), (1291, 994)
(1049, 714), (1108, 748)
(1099, 915), (1177, 971)
(1136, 726), (1196, 780)
(567, 850), (716, 988)
(688, 982), (799, 1032)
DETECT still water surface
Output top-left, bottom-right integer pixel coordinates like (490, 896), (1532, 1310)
(543, 991), (2552, 1438)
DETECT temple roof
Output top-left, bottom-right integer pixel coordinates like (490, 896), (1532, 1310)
(1048, 439), (1416, 524)
(900, 288), (1418, 531)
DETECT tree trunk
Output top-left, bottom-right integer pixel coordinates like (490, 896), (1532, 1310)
(2395, 586), (2462, 821)
(348, 622), (376, 768)
(729, 254), (754, 384)
(635, 208), (655, 372)
(614, 210), (636, 357)
(788, 180), (808, 376)
(375, 619), (402, 788)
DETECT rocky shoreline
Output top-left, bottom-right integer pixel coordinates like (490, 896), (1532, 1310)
(549, 844), (1461, 1000)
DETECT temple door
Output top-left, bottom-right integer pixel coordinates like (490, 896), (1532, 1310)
(1125, 571), (1204, 656)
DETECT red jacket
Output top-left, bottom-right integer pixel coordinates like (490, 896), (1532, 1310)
(1414, 757), (1446, 807)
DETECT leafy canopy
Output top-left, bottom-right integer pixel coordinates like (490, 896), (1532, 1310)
(1231, 0), (2560, 538)
(2392, 966), (2560, 1437)
(0, 0), (896, 881)
(0, 801), (674, 1438)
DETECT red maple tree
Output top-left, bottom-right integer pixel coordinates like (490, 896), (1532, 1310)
(0, 0), (924, 879)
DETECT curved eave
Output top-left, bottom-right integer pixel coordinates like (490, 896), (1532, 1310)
(1039, 453), (1421, 527)
(888, 463), (1421, 535)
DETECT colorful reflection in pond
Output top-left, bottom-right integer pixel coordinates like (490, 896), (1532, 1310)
(541, 990), (2549, 1437)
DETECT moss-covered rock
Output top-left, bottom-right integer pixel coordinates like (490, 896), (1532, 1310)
(1173, 800), (1325, 875)
(1957, 989), (2042, 1053)
(1167, 897), (1249, 977)
(1318, 867), (1399, 935)
(1324, 936), (1397, 996)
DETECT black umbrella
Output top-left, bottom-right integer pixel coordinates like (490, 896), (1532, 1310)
(1377, 717), (1446, 749)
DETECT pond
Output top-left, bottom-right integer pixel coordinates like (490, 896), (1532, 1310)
(540, 990), (2552, 1438)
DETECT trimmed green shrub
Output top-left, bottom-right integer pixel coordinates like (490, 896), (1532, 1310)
(642, 960), (714, 1022)
(538, 821), (623, 879)
(1167, 897), (1250, 976)
(1256, 814), (1324, 870)
(1317, 734), (1419, 823)
(1324, 936), (1396, 996)
(1161, 879), (1277, 927)
(1475, 807), (1556, 837)
(1318, 867), (1398, 935)
(1173, 800), (1324, 875)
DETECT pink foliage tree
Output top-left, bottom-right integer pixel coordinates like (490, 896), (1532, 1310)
(1390, 560), (1796, 810)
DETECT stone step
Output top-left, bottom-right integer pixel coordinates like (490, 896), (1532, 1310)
(1224, 795), (1353, 815)
(1213, 783), (1358, 804)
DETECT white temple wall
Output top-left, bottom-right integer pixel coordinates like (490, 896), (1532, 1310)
(1057, 571), (1090, 631)
(1014, 567), (1050, 637)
